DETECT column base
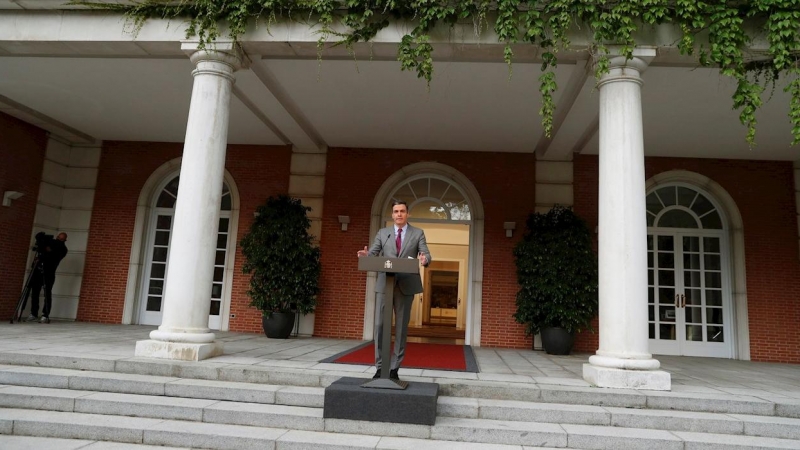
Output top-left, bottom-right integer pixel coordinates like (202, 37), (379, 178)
(583, 363), (671, 391)
(134, 339), (223, 361)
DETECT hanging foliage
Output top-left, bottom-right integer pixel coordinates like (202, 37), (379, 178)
(70, 0), (800, 145)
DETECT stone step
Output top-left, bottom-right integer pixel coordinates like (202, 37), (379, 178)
(2, 407), (800, 449)
(0, 385), (324, 431)
(0, 434), (190, 450)
(0, 364), (324, 408)
(3, 367), (800, 441)
(0, 408), (550, 450)
(436, 378), (795, 417)
(2, 361), (798, 420)
(3, 383), (800, 444)
(437, 396), (800, 438)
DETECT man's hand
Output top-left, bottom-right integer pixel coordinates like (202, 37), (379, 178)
(357, 246), (368, 258)
(418, 252), (428, 266)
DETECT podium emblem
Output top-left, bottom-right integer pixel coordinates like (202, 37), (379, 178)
(384, 260), (393, 269)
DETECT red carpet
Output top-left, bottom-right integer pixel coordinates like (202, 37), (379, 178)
(329, 341), (477, 372)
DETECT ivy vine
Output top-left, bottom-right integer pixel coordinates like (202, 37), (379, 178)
(71, 0), (800, 146)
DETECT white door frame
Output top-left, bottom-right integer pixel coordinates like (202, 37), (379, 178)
(138, 207), (174, 326)
(122, 158), (240, 331)
(645, 171), (748, 359)
(364, 162), (485, 346)
(648, 229), (733, 358)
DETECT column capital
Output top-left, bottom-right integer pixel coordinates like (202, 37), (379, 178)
(600, 46), (656, 63)
(181, 41), (249, 72)
(595, 47), (656, 88)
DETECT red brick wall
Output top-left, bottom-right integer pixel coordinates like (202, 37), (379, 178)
(315, 148), (536, 348)
(78, 141), (292, 330)
(574, 155), (800, 363)
(572, 157), (601, 353)
(0, 113), (47, 319)
(225, 146), (292, 333)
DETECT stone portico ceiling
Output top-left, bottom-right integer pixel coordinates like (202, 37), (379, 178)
(0, 8), (796, 160)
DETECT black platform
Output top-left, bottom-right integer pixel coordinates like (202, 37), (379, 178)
(323, 377), (439, 425)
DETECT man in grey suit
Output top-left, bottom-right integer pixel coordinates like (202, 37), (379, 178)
(357, 200), (431, 380)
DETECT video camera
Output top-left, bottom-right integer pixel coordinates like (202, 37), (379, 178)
(32, 232), (54, 256)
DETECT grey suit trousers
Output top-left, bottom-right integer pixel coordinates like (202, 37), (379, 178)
(374, 284), (414, 370)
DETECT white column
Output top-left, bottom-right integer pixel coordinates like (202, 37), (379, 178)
(135, 43), (244, 361)
(582, 50), (671, 390)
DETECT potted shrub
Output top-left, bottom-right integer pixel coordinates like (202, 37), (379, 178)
(240, 195), (321, 338)
(513, 205), (598, 354)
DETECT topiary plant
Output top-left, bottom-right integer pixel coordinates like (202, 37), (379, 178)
(240, 195), (321, 318)
(513, 205), (598, 340)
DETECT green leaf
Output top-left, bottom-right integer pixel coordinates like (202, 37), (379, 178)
(240, 195), (321, 316)
(513, 206), (598, 336)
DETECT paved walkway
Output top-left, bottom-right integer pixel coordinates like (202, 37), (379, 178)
(0, 321), (798, 400)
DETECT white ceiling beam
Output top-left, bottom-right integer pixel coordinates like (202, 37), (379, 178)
(231, 85), (291, 145)
(535, 58), (591, 158)
(244, 62), (327, 152)
(0, 93), (96, 144)
(571, 115), (598, 155)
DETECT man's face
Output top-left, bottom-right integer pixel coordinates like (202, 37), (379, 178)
(57, 233), (67, 242)
(392, 204), (409, 228)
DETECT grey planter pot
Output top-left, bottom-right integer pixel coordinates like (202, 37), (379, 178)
(262, 312), (296, 339)
(541, 327), (575, 355)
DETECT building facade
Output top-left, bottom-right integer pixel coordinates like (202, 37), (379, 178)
(1, 6), (799, 389)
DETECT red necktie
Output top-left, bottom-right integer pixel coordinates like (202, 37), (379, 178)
(396, 228), (402, 255)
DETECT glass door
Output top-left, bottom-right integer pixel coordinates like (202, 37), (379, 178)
(139, 213), (172, 326)
(648, 232), (731, 357)
(680, 234), (730, 357)
(138, 176), (232, 330)
(208, 217), (231, 330)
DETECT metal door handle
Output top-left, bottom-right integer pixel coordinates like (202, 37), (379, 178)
(675, 294), (680, 308)
(681, 294), (686, 308)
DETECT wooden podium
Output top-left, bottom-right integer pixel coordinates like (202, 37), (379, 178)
(358, 256), (421, 389)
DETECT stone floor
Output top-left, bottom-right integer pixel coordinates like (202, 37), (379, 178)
(0, 321), (798, 400)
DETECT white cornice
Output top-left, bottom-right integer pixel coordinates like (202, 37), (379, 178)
(0, 9), (769, 62)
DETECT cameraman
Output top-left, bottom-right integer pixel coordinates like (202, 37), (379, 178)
(25, 232), (68, 324)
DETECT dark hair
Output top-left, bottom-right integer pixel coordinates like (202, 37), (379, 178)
(391, 200), (408, 211)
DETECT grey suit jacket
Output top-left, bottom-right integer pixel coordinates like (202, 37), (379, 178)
(368, 224), (432, 295)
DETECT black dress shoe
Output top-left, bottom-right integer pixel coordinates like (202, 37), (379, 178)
(373, 369), (381, 379)
(389, 369), (399, 380)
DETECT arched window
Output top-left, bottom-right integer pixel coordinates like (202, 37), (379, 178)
(141, 175), (232, 329)
(156, 177), (232, 211)
(646, 185), (723, 229)
(385, 176), (471, 221)
(646, 183), (731, 358)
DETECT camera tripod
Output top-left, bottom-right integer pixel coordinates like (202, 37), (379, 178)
(10, 256), (46, 324)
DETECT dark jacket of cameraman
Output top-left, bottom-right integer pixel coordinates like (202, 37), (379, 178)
(40, 238), (68, 274)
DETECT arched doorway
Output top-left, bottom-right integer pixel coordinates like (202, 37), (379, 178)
(365, 163), (485, 346)
(123, 159), (240, 331)
(646, 182), (734, 357)
(138, 175), (234, 329)
(388, 176), (471, 341)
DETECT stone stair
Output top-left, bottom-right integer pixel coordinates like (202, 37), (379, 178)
(0, 356), (799, 449)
